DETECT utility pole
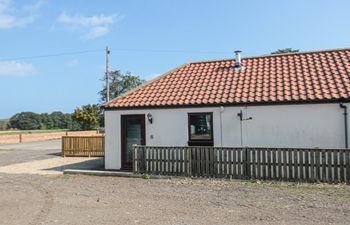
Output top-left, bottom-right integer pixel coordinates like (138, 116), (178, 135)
(105, 46), (110, 102)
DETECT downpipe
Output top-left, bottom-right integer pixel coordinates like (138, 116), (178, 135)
(219, 106), (224, 147)
(237, 108), (253, 147)
(339, 103), (348, 148)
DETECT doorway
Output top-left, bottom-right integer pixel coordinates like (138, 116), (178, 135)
(121, 115), (145, 170)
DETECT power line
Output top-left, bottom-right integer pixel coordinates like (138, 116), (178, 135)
(92, 48), (261, 56)
(0, 49), (104, 61)
(111, 48), (233, 54)
(0, 48), (239, 62)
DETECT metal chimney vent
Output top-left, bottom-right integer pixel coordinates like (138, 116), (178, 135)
(235, 50), (242, 68)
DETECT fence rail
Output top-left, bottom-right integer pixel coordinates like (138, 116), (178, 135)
(62, 136), (104, 157)
(133, 146), (350, 183)
(0, 130), (100, 144)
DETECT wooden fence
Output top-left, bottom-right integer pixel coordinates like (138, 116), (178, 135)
(0, 130), (101, 144)
(133, 146), (350, 183)
(62, 136), (104, 157)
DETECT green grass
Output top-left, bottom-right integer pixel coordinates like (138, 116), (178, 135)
(143, 174), (151, 179)
(0, 129), (68, 135)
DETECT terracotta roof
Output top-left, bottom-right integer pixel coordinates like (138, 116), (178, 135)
(105, 48), (350, 109)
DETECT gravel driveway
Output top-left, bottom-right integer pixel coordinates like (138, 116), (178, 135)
(0, 174), (349, 225)
(0, 140), (62, 166)
(0, 141), (349, 225)
(0, 140), (103, 174)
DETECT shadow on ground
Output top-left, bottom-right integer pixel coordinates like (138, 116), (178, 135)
(44, 158), (104, 172)
(46, 152), (62, 156)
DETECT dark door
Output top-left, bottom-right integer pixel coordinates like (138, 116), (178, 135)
(121, 115), (145, 170)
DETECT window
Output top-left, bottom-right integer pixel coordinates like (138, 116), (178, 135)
(188, 112), (213, 146)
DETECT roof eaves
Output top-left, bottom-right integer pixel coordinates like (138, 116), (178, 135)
(104, 98), (350, 110)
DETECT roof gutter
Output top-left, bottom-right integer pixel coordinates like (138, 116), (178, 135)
(103, 99), (350, 110)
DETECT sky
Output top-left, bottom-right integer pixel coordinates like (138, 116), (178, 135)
(0, 0), (350, 118)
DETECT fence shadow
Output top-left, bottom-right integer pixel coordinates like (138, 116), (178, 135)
(44, 158), (104, 172)
(46, 152), (62, 156)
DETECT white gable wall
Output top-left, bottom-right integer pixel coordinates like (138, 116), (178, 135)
(105, 103), (349, 169)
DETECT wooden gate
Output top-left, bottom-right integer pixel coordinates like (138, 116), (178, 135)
(62, 136), (104, 157)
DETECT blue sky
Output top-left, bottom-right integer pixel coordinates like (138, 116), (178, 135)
(0, 0), (350, 118)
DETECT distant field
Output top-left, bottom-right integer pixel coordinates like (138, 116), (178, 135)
(0, 129), (68, 135)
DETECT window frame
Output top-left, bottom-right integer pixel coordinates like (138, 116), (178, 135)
(187, 112), (214, 146)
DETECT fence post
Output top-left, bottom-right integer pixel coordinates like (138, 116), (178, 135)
(246, 147), (250, 179)
(142, 146), (147, 174)
(346, 150), (350, 184)
(19, 134), (22, 143)
(132, 144), (137, 173)
(187, 148), (192, 177)
(62, 136), (65, 157)
(214, 148), (218, 176)
(243, 147), (247, 179)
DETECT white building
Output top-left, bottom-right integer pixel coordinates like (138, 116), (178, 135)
(103, 48), (350, 170)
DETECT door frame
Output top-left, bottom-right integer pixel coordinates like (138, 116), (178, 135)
(120, 114), (146, 170)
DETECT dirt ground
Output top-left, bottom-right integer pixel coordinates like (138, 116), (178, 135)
(0, 141), (349, 225)
(0, 174), (348, 225)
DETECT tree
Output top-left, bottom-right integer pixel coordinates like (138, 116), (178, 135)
(73, 104), (101, 130)
(40, 113), (54, 129)
(99, 70), (145, 102)
(49, 112), (73, 129)
(70, 116), (83, 131)
(9, 112), (41, 130)
(38, 112), (73, 130)
(271, 48), (299, 55)
(61, 114), (74, 130)
(7, 110), (92, 131)
(0, 119), (9, 130)
(49, 112), (64, 129)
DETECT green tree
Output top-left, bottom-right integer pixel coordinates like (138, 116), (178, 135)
(49, 111), (73, 129)
(39, 112), (74, 130)
(271, 48), (299, 55)
(0, 119), (9, 130)
(98, 113), (104, 128)
(49, 112), (64, 129)
(70, 116), (83, 131)
(99, 70), (145, 102)
(73, 104), (101, 130)
(62, 113), (73, 129)
(9, 112), (41, 130)
(39, 113), (54, 129)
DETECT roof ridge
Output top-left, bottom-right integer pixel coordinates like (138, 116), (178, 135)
(103, 62), (190, 107)
(188, 47), (350, 65)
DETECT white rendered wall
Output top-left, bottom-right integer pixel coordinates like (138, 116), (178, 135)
(104, 110), (120, 169)
(105, 103), (349, 169)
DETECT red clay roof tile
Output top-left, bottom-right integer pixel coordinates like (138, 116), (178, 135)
(105, 48), (350, 109)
